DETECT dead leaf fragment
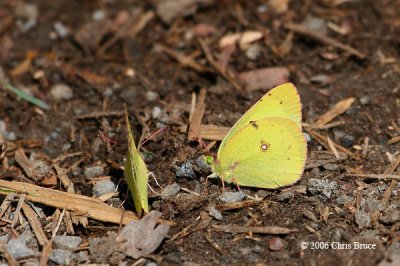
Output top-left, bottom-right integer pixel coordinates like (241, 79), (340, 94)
(268, 0), (290, 14)
(153, 0), (214, 24)
(219, 31), (263, 50)
(238, 67), (289, 92)
(313, 97), (355, 128)
(117, 211), (170, 259)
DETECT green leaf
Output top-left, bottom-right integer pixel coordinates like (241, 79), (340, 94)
(0, 80), (49, 110)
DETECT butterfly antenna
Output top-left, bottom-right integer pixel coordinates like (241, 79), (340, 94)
(139, 126), (167, 150)
(230, 177), (241, 191)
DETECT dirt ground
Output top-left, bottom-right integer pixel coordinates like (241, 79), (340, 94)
(0, 0), (400, 265)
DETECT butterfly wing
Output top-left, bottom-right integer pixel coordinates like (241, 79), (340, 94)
(216, 117), (307, 189)
(125, 113), (149, 216)
(219, 83), (302, 153)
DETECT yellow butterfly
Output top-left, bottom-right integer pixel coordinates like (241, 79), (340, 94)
(207, 83), (307, 189)
(124, 110), (149, 216)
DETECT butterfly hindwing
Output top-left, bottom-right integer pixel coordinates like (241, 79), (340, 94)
(215, 117), (307, 189)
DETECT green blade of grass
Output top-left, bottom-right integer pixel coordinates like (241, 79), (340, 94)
(0, 80), (49, 110)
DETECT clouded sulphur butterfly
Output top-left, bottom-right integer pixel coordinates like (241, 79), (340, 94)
(208, 83), (307, 189)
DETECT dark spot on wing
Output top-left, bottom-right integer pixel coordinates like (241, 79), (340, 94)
(267, 93), (272, 96)
(250, 121), (259, 129)
(280, 101), (283, 104)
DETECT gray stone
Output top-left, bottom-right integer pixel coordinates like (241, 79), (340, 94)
(161, 183), (181, 200)
(307, 178), (337, 200)
(207, 207), (223, 220)
(84, 165), (104, 178)
(322, 163), (340, 171)
(360, 96), (370, 105)
(6, 235), (34, 260)
(366, 198), (384, 212)
(74, 251), (90, 263)
(92, 180), (116, 197)
(276, 191), (293, 202)
(53, 235), (82, 250)
(49, 249), (72, 265)
(50, 84), (73, 100)
(219, 191), (246, 203)
(175, 162), (195, 178)
(379, 210), (400, 225)
(335, 195), (354, 205)
(355, 210), (371, 229)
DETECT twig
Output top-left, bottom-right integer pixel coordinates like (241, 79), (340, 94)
(21, 203), (48, 246)
(39, 240), (52, 266)
(199, 124), (230, 141)
(188, 88), (207, 140)
(216, 199), (263, 211)
(155, 43), (208, 73)
(285, 23), (366, 59)
(198, 38), (242, 90)
(12, 194), (26, 227)
(305, 127), (358, 160)
(0, 192), (15, 219)
(0, 180), (138, 224)
(74, 110), (124, 120)
(345, 174), (400, 180)
(52, 208), (65, 238)
(211, 224), (298, 234)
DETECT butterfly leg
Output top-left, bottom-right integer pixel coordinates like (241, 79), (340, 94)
(230, 177), (241, 191)
(147, 172), (162, 195)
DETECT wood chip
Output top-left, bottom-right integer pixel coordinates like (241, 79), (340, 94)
(199, 124), (230, 141)
(313, 97), (355, 128)
(216, 199), (263, 211)
(285, 23), (366, 58)
(39, 240), (52, 266)
(219, 31), (263, 49)
(0, 180), (137, 224)
(21, 203), (48, 246)
(0, 192), (15, 219)
(387, 136), (400, 145)
(188, 88), (207, 141)
(211, 224), (298, 234)
(327, 136), (340, 159)
(12, 194), (26, 227)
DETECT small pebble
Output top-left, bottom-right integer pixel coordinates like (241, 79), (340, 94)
(92, 10), (106, 21)
(54, 22), (69, 38)
(161, 183), (181, 200)
(360, 96), (370, 105)
(303, 132), (311, 142)
(194, 156), (210, 172)
(240, 246), (252, 256)
(49, 249), (72, 265)
(341, 135), (355, 148)
(152, 106), (163, 119)
(335, 195), (354, 206)
(6, 235), (34, 260)
(120, 88), (136, 104)
(50, 84), (73, 100)
(84, 165), (104, 178)
(219, 191), (246, 203)
(366, 198), (384, 212)
(175, 162), (196, 179)
(276, 191), (293, 202)
(355, 210), (371, 229)
(53, 235), (82, 250)
(245, 44), (262, 60)
(146, 262), (158, 266)
(207, 207), (223, 220)
(146, 91), (159, 101)
(92, 180), (116, 197)
(322, 163), (340, 171)
(74, 251), (90, 263)
(268, 237), (284, 251)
